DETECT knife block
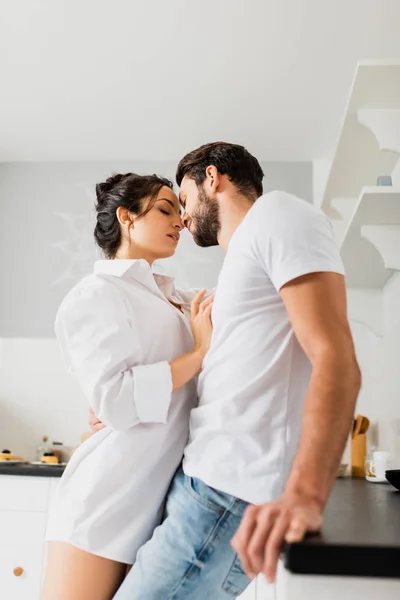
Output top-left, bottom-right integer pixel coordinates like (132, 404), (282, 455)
(351, 433), (366, 477)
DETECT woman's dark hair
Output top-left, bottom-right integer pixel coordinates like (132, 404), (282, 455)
(176, 141), (264, 199)
(94, 173), (173, 258)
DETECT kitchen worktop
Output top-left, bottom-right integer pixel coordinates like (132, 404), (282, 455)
(283, 478), (400, 579)
(0, 463), (66, 477)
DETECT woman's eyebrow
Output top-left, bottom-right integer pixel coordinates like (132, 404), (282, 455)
(158, 198), (182, 214)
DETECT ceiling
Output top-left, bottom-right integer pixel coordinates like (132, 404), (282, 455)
(1, 0), (399, 162)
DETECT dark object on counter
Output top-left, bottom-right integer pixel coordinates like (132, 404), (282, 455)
(377, 175), (392, 186)
(386, 469), (400, 492)
(283, 478), (400, 579)
(0, 463), (65, 478)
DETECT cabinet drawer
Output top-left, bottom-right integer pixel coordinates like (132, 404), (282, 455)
(48, 478), (60, 509)
(0, 511), (47, 600)
(256, 574), (276, 599)
(0, 475), (50, 512)
(0, 541), (45, 600)
(0, 510), (47, 545)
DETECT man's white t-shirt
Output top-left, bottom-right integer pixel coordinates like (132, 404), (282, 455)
(182, 191), (345, 505)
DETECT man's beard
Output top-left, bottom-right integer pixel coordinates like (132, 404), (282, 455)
(191, 186), (221, 247)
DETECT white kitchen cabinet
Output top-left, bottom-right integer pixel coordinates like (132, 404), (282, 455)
(0, 474), (49, 512)
(256, 574), (276, 599)
(0, 509), (48, 600)
(275, 569), (400, 600)
(48, 477), (60, 506)
(0, 475), (53, 600)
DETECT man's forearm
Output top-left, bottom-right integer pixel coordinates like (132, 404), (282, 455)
(285, 353), (361, 508)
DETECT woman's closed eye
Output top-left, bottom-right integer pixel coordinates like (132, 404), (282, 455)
(160, 209), (170, 216)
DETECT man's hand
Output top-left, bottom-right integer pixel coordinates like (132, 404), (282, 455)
(89, 406), (106, 433)
(231, 492), (322, 583)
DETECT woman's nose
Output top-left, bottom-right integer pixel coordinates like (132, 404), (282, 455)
(175, 216), (184, 231)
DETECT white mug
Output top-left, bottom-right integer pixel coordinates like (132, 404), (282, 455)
(370, 451), (390, 480)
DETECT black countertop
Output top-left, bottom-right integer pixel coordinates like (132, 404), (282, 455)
(0, 463), (66, 478)
(284, 478), (400, 578)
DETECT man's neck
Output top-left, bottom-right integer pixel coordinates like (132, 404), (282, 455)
(218, 195), (255, 251)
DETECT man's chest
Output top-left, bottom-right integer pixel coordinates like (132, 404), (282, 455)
(212, 250), (279, 325)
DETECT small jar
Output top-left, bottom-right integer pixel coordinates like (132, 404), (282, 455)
(364, 446), (377, 478)
(50, 441), (64, 462)
(36, 435), (51, 461)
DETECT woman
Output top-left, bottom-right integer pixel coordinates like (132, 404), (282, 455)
(41, 173), (214, 600)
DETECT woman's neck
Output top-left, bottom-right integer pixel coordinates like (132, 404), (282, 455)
(114, 246), (154, 266)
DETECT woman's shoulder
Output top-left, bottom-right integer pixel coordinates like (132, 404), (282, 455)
(63, 273), (112, 301)
(56, 274), (124, 321)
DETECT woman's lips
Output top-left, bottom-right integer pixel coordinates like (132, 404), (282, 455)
(167, 233), (179, 242)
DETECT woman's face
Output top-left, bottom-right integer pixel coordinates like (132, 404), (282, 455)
(129, 186), (183, 263)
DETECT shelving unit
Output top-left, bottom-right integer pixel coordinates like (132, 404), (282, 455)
(340, 187), (400, 288)
(322, 60), (400, 218)
(320, 60), (400, 289)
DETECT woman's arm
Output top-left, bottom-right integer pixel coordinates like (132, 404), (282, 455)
(56, 285), (212, 431)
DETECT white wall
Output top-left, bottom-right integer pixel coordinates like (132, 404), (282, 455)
(312, 159), (330, 208)
(0, 160), (312, 338)
(380, 273), (400, 461)
(313, 159), (400, 467)
(344, 274), (400, 465)
(0, 338), (87, 460)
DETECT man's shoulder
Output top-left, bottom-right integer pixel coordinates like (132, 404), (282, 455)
(250, 191), (317, 219)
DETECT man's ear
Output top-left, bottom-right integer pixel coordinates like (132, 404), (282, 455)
(205, 165), (221, 193)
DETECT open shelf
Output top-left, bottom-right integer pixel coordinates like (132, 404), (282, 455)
(358, 109), (400, 156)
(340, 187), (400, 288)
(322, 60), (400, 217)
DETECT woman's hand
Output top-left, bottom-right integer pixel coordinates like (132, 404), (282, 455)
(89, 406), (106, 433)
(190, 290), (214, 357)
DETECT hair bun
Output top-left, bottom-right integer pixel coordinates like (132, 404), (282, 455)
(95, 173), (133, 207)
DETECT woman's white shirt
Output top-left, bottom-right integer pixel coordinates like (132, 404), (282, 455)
(46, 259), (199, 563)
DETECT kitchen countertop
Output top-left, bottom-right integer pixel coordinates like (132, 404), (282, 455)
(2, 467), (398, 576)
(283, 478), (400, 579)
(0, 463), (66, 477)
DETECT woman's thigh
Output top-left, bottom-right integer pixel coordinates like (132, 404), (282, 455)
(40, 541), (127, 600)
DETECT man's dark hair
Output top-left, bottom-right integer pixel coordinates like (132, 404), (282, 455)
(176, 142), (264, 199)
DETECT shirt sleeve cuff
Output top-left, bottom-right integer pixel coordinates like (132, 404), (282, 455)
(133, 361), (173, 424)
(272, 260), (346, 291)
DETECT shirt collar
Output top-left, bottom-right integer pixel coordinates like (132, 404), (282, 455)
(94, 259), (176, 297)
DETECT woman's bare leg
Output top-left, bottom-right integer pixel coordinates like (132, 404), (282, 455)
(40, 542), (127, 600)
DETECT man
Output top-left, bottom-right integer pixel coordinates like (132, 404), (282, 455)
(100, 141), (360, 598)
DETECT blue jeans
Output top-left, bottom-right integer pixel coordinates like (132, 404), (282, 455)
(114, 467), (251, 599)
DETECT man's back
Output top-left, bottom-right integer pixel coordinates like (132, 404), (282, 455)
(183, 191), (344, 504)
